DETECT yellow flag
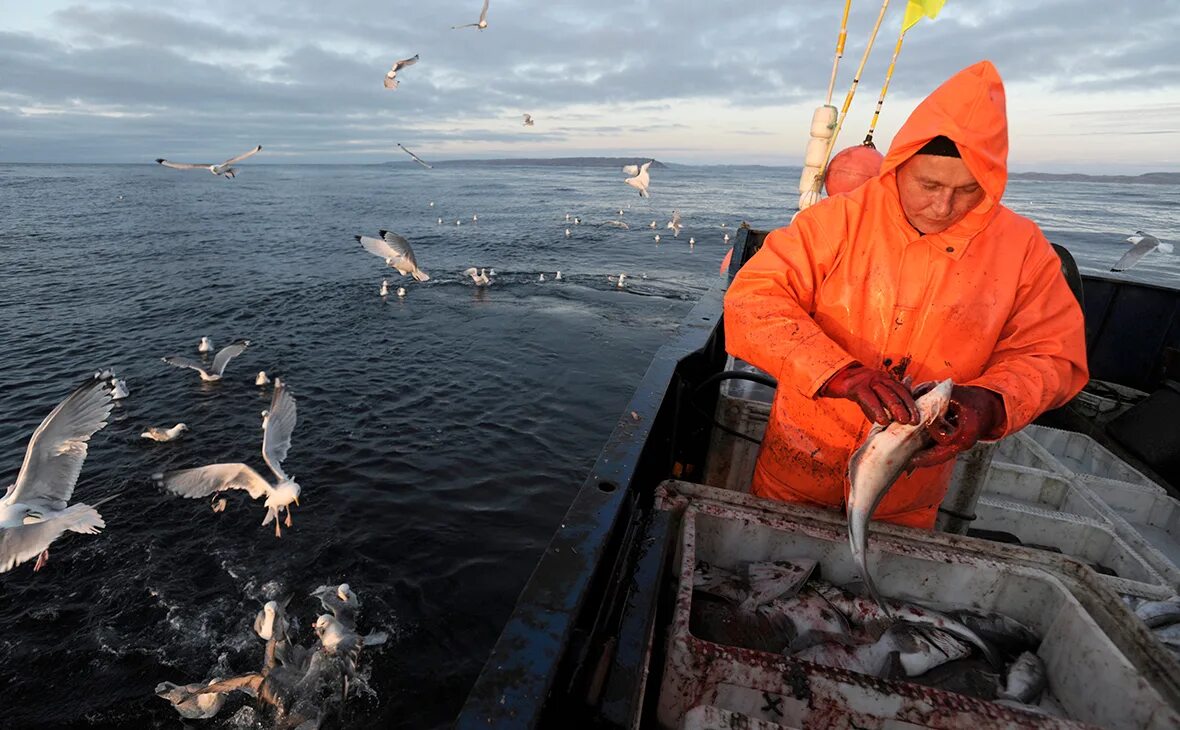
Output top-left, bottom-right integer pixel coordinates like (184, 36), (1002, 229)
(903, 0), (946, 32)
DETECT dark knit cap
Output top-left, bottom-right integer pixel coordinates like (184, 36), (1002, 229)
(916, 135), (961, 158)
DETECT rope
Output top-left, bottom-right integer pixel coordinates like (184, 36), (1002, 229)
(864, 22), (907, 147)
(812, 0), (892, 193)
(825, 0), (854, 106)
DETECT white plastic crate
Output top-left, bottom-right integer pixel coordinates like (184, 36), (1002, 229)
(680, 705), (799, 730)
(1020, 425), (1164, 491)
(973, 495), (1170, 598)
(656, 497), (1180, 730)
(994, 430), (1071, 474)
(1078, 475), (1180, 590)
(977, 463), (1105, 519)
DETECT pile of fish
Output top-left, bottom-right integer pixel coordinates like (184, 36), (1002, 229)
(1125, 595), (1180, 660)
(156, 582), (387, 729)
(690, 558), (1061, 716)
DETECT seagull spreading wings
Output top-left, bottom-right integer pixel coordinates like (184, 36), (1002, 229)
(162, 339), (251, 382)
(0, 372), (117, 573)
(312, 583), (361, 628)
(463, 267), (493, 286)
(1112, 230), (1173, 272)
(155, 378), (302, 537)
(667, 209), (682, 237)
(522, 114), (534, 127)
(356, 230), (430, 281)
(397, 143), (433, 169)
(383, 54), (419, 89)
(452, 0), (490, 30)
(625, 160), (652, 198)
(156, 145), (262, 178)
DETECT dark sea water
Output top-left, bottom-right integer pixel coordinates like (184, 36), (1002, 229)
(0, 162), (1175, 729)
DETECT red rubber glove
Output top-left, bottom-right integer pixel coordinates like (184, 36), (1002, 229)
(820, 363), (919, 426)
(909, 386), (1006, 469)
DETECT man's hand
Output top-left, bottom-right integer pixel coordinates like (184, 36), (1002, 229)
(820, 363), (919, 425)
(908, 386), (1006, 469)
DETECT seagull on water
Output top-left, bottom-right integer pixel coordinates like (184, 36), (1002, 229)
(565, 228), (571, 237)
(141, 424), (189, 442)
(522, 114), (534, 127)
(156, 145), (262, 178)
(452, 0), (490, 30)
(608, 273), (627, 289)
(667, 210), (682, 238)
(1112, 230), (1173, 272)
(689, 237), (696, 245)
(111, 378), (130, 400)
(156, 378), (302, 538)
(383, 53), (419, 89)
(624, 161), (652, 198)
(156, 679), (232, 720)
(397, 286), (406, 298)
(356, 230), (430, 281)
(555, 271), (563, 280)
(539, 273), (546, 282)
(380, 279), (390, 297)
(1, 372), (117, 573)
(256, 371), (271, 386)
(463, 267), (492, 286)
(649, 220), (657, 229)
(437, 217), (443, 224)
(724, 233), (730, 243)
(163, 340), (251, 382)
(654, 234), (661, 243)
(198, 337), (213, 354)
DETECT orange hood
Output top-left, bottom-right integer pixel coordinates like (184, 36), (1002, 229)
(881, 60), (1009, 204)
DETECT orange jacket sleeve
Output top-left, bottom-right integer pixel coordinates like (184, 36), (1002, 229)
(723, 213), (858, 397)
(966, 236), (1089, 436)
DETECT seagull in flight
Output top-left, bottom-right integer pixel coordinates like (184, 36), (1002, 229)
(156, 145), (262, 178)
(155, 378), (302, 538)
(624, 161), (652, 197)
(522, 114), (534, 127)
(162, 340), (251, 382)
(667, 210), (682, 238)
(1112, 230), (1173, 272)
(397, 143), (433, 169)
(383, 54), (419, 89)
(356, 230), (430, 281)
(453, 0), (490, 30)
(1, 372), (117, 573)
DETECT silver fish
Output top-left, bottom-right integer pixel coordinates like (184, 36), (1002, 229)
(997, 650), (1047, 704)
(690, 594), (796, 653)
(741, 559), (817, 611)
(847, 379), (954, 610)
(795, 622), (969, 678)
(1135, 598), (1180, 628)
(693, 561), (747, 604)
(950, 608), (1040, 657)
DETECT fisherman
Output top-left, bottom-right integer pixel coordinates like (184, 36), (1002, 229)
(723, 61), (1088, 528)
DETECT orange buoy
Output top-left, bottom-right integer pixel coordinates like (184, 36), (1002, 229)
(824, 144), (884, 196)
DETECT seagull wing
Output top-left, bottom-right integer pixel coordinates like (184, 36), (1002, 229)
(357, 235), (401, 260)
(0, 503), (105, 573)
(8, 373), (115, 506)
(394, 54), (419, 70)
(262, 379), (297, 482)
(397, 143), (433, 169)
(621, 164), (639, 176)
(1112, 238), (1160, 272)
(378, 230), (420, 267)
(177, 674), (262, 703)
(672, 210), (681, 226)
(211, 339), (250, 376)
(158, 464), (271, 500)
(479, 0), (490, 22)
(162, 356), (211, 379)
(219, 145), (262, 168)
(156, 159), (209, 170)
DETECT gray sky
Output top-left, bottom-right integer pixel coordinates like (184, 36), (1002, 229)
(2, 0), (1179, 171)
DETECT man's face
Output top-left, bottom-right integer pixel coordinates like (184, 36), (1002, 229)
(896, 154), (986, 235)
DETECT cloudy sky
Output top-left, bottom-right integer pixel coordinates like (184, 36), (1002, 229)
(3, 0), (1178, 171)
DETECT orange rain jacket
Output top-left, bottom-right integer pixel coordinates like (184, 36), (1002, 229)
(723, 61), (1088, 528)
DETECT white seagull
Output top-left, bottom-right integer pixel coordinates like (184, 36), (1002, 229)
(156, 378), (302, 538)
(565, 228), (571, 238)
(522, 114), (534, 127)
(555, 271), (563, 280)
(156, 145), (262, 178)
(380, 279), (390, 297)
(621, 164), (639, 176)
(383, 54), (419, 89)
(538, 273), (546, 282)
(397, 286), (406, 298)
(256, 371), (271, 386)
(1112, 230), (1173, 272)
(624, 160), (652, 198)
(141, 424), (189, 442)
(608, 273), (627, 289)
(654, 234), (661, 243)
(111, 378), (130, 400)
(156, 679), (231, 720)
(463, 267), (492, 286)
(356, 230), (430, 281)
(198, 337), (214, 354)
(452, 0), (490, 30)
(0, 372), (116, 573)
(397, 143), (433, 169)
(163, 340), (251, 382)
(649, 220), (657, 229)
(667, 210), (682, 238)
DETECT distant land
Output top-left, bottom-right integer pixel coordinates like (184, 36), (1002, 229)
(1010, 171), (1180, 185)
(382, 157), (668, 169)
